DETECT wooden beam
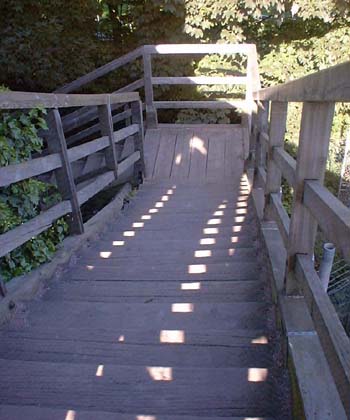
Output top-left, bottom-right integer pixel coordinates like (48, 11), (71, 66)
(151, 76), (247, 85)
(131, 101), (146, 181)
(286, 102), (335, 293)
(154, 100), (246, 109)
(144, 44), (253, 55)
(303, 180), (350, 261)
(270, 193), (290, 248)
(143, 52), (158, 128)
(272, 147), (296, 187)
(77, 171), (114, 205)
(47, 110), (84, 235)
(0, 92), (139, 110)
(254, 61), (350, 102)
(295, 255), (350, 415)
(55, 47), (144, 93)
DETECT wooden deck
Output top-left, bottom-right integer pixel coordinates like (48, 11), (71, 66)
(0, 126), (291, 419)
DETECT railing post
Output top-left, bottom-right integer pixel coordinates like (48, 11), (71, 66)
(143, 50), (158, 129)
(285, 101), (335, 294)
(264, 101), (288, 220)
(98, 99), (120, 179)
(47, 109), (84, 235)
(131, 100), (146, 183)
(253, 101), (269, 188)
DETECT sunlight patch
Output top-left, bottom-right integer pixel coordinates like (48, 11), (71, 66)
(113, 240), (125, 246)
(188, 264), (206, 274)
(96, 365), (104, 377)
(175, 153), (182, 165)
(149, 208), (159, 214)
(65, 411), (76, 420)
(160, 330), (185, 343)
(203, 227), (219, 235)
(213, 211), (224, 216)
(251, 336), (269, 344)
(147, 366), (173, 381)
(123, 230), (135, 237)
(181, 282), (201, 290)
(194, 250), (212, 258)
(141, 215), (152, 220)
(133, 222), (144, 228)
(191, 136), (207, 155)
(172, 303), (194, 313)
(100, 251), (112, 259)
(207, 218), (221, 225)
(200, 238), (216, 245)
(248, 368), (268, 382)
(118, 335), (125, 342)
(86, 265), (94, 271)
(155, 202), (164, 208)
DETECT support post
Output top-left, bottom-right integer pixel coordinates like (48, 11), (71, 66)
(319, 242), (336, 291)
(253, 101), (269, 188)
(264, 101), (288, 220)
(131, 100), (146, 183)
(47, 109), (84, 235)
(143, 51), (158, 128)
(285, 101), (335, 294)
(98, 100), (120, 179)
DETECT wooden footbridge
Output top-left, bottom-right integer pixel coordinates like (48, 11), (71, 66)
(0, 44), (350, 419)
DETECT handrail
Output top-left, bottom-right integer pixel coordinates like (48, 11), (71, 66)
(250, 63), (350, 417)
(0, 92), (145, 266)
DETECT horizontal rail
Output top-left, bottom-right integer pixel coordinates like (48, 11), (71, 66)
(256, 166), (267, 189)
(154, 100), (246, 109)
(0, 125), (139, 187)
(0, 201), (72, 258)
(144, 44), (254, 55)
(295, 255), (350, 412)
(0, 92), (140, 110)
(303, 180), (350, 260)
(56, 47), (144, 93)
(254, 61), (350, 102)
(270, 193), (290, 247)
(152, 76), (247, 85)
(273, 147), (296, 187)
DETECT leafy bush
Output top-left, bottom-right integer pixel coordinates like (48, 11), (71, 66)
(0, 106), (68, 281)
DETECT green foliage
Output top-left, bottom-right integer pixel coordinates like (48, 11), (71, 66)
(0, 108), (68, 281)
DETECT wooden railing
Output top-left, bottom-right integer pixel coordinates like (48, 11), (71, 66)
(53, 44), (259, 155)
(252, 62), (350, 417)
(0, 91), (145, 297)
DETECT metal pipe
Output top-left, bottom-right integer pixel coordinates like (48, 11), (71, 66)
(319, 242), (336, 291)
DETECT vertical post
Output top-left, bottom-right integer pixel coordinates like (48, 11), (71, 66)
(0, 276), (7, 297)
(131, 100), (146, 183)
(98, 99), (120, 179)
(264, 101), (288, 220)
(285, 101), (335, 294)
(143, 50), (158, 128)
(47, 109), (84, 235)
(253, 101), (269, 188)
(319, 242), (336, 291)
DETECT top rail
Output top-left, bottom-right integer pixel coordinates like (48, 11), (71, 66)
(0, 92), (139, 110)
(253, 61), (350, 102)
(144, 44), (255, 55)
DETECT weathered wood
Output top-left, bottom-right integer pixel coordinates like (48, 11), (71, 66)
(144, 43), (253, 55)
(270, 193), (290, 248)
(0, 154), (61, 187)
(256, 166), (267, 189)
(65, 109), (132, 146)
(47, 110), (84, 234)
(152, 76), (247, 85)
(143, 51), (158, 128)
(98, 103), (119, 178)
(0, 277), (7, 297)
(131, 101), (146, 181)
(286, 101), (335, 294)
(272, 147), (296, 187)
(118, 150), (141, 177)
(0, 92), (139, 109)
(303, 180), (350, 260)
(295, 255), (350, 415)
(264, 102), (288, 220)
(254, 101), (269, 186)
(77, 171), (114, 205)
(55, 47), (144, 93)
(0, 201), (71, 258)
(254, 61), (350, 102)
(155, 100), (246, 109)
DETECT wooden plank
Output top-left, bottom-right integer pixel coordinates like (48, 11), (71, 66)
(131, 101), (146, 179)
(98, 103), (119, 178)
(155, 100), (246, 109)
(65, 109), (132, 146)
(264, 102), (288, 220)
(224, 131), (243, 179)
(144, 43), (253, 55)
(143, 129), (161, 178)
(272, 147), (296, 187)
(152, 76), (247, 85)
(254, 61), (350, 102)
(295, 255), (350, 415)
(67, 136), (109, 163)
(143, 51), (158, 128)
(171, 128), (193, 179)
(0, 153), (61, 187)
(270, 193), (290, 248)
(47, 110), (84, 234)
(153, 129), (177, 179)
(55, 47), (144, 93)
(286, 101), (335, 293)
(0, 92), (139, 109)
(77, 171), (114, 205)
(303, 180), (350, 261)
(206, 131), (226, 180)
(189, 130), (209, 180)
(0, 201), (71, 257)
(117, 151), (140, 177)
(256, 166), (267, 189)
